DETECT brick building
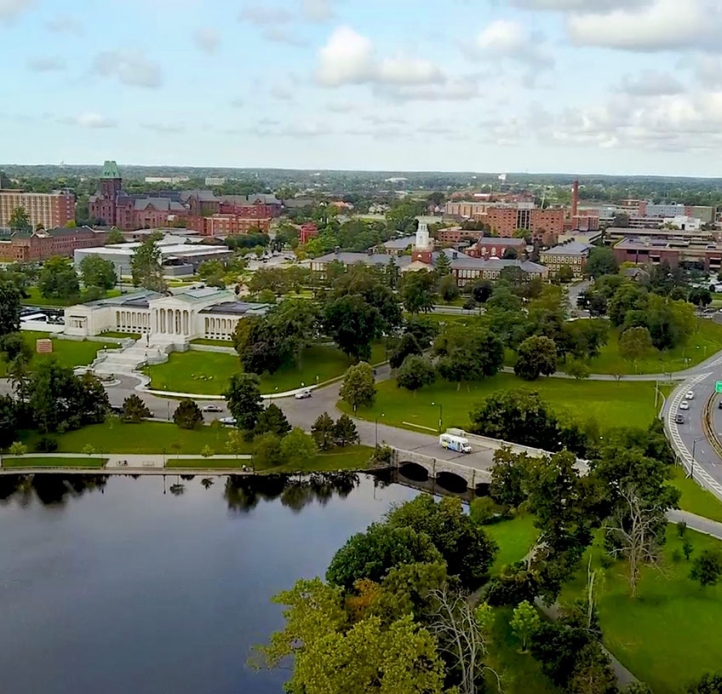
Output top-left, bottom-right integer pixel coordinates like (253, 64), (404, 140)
(466, 237), (526, 259)
(540, 241), (593, 278)
(187, 215), (271, 237)
(0, 226), (108, 262)
(0, 190), (75, 230)
(613, 237), (722, 272)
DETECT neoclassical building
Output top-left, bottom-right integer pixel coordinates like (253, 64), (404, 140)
(64, 287), (269, 344)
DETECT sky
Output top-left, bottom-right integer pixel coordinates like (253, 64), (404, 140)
(2, 0), (722, 176)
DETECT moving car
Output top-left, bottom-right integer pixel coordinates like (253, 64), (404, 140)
(439, 434), (472, 454)
(675, 414), (685, 424)
(219, 416), (237, 426)
(680, 401), (690, 411)
(686, 391), (695, 400)
(294, 389), (312, 400)
(202, 404), (223, 413)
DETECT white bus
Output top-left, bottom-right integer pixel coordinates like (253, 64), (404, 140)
(439, 434), (472, 454)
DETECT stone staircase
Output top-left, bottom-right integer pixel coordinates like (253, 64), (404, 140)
(90, 340), (172, 376)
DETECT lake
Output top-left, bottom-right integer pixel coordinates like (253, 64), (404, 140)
(0, 473), (419, 694)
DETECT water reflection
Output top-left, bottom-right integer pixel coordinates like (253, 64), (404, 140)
(0, 474), (108, 507)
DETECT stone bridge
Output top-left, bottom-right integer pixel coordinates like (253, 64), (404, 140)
(390, 448), (491, 488)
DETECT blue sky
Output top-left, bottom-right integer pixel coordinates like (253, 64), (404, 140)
(2, 0), (722, 175)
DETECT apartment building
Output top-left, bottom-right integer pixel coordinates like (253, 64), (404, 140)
(0, 190), (75, 229)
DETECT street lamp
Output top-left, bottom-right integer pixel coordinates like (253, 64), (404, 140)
(375, 413), (385, 447)
(691, 435), (707, 479)
(432, 402), (443, 433)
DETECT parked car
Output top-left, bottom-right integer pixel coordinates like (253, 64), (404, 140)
(675, 414), (685, 424)
(202, 405), (223, 413)
(718, 400), (722, 410)
(219, 416), (237, 426)
(686, 391), (695, 400)
(295, 389), (312, 400)
(680, 401), (690, 411)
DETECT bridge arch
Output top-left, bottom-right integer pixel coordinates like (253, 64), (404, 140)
(436, 470), (468, 493)
(398, 461), (429, 482)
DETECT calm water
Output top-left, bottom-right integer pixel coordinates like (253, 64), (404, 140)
(0, 473), (419, 694)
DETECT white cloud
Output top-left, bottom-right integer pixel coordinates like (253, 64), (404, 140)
(93, 51), (163, 88)
(193, 27), (220, 55)
(619, 70), (684, 96)
(26, 56), (65, 72)
(328, 101), (354, 113)
(317, 26), (445, 87)
(239, 5), (293, 25)
(230, 97), (245, 108)
(0, 0), (34, 23)
(686, 56), (722, 89)
(474, 20), (554, 68)
(270, 85), (294, 101)
(376, 80), (481, 102)
(263, 27), (308, 46)
(71, 112), (117, 129)
(45, 14), (83, 34)
(302, 0), (333, 22)
(568, 0), (722, 52)
(513, 0), (649, 10)
(142, 122), (185, 133)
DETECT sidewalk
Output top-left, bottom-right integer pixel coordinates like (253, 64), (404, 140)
(667, 509), (722, 541)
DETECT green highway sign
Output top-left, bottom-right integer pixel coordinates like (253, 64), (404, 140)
(716, 382), (722, 394)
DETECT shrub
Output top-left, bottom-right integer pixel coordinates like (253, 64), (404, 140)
(34, 436), (58, 453)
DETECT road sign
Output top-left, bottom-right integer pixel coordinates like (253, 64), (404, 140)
(716, 382), (722, 394)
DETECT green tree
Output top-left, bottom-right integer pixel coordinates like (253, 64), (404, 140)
(566, 359), (590, 380)
(225, 428), (247, 459)
(311, 412), (336, 450)
(690, 549), (722, 588)
(280, 427), (318, 467)
(0, 332), (31, 368)
(0, 283), (21, 337)
(511, 600), (541, 652)
(396, 355), (436, 393)
(9, 441), (27, 456)
(8, 207), (32, 233)
(253, 432), (284, 469)
(434, 325), (504, 389)
(618, 326), (653, 371)
(472, 279), (494, 304)
(38, 256), (80, 301)
(434, 252), (452, 276)
(0, 395), (17, 449)
(557, 265), (574, 283)
(200, 445), (214, 458)
(389, 332), (422, 369)
(224, 373), (263, 432)
(687, 672), (722, 693)
(401, 271), (437, 314)
(254, 403), (291, 437)
(514, 335), (557, 381)
(489, 447), (533, 509)
(340, 362), (376, 411)
(131, 234), (167, 292)
(80, 255), (117, 291)
(437, 273), (459, 303)
(334, 414), (359, 447)
(689, 287), (713, 308)
(173, 399), (203, 430)
(121, 394), (151, 423)
(587, 247), (619, 278)
(324, 295), (382, 362)
(106, 228), (125, 244)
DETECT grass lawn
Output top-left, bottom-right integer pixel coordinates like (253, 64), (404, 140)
(99, 331), (141, 340)
(341, 374), (660, 434)
(580, 320), (722, 375)
(670, 466), (722, 523)
(484, 514), (539, 572)
(0, 332), (120, 377)
(144, 342), (388, 396)
(561, 526), (722, 693)
(190, 338), (234, 347)
(2, 457), (107, 468)
(486, 607), (560, 694)
(22, 287), (121, 308)
(166, 458), (245, 469)
(19, 420), (250, 456)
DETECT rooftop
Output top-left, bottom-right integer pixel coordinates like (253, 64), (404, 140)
(101, 160), (122, 179)
(199, 301), (270, 316)
(542, 241), (594, 256)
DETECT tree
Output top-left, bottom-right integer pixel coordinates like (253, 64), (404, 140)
(224, 373), (263, 432)
(689, 287), (713, 308)
(437, 274), (459, 303)
(106, 228), (125, 244)
(587, 247), (619, 278)
(280, 427), (318, 467)
(618, 326), (653, 371)
(0, 395), (17, 449)
(225, 428), (247, 459)
(131, 234), (167, 292)
(80, 255), (117, 291)
(511, 600), (541, 652)
(567, 360), (590, 380)
(252, 432), (284, 469)
(0, 332), (31, 366)
(200, 445), (214, 458)
(403, 316), (440, 349)
(472, 280), (494, 304)
(254, 578), (446, 694)
(9, 441), (27, 456)
(489, 447), (532, 508)
(0, 282), (21, 338)
(8, 207), (31, 233)
(401, 271), (437, 314)
(121, 394), (151, 423)
(326, 522), (442, 589)
(173, 399), (203, 430)
(38, 256), (80, 301)
(434, 325), (504, 389)
(557, 265), (574, 283)
(311, 412), (336, 450)
(340, 362), (376, 411)
(334, 414), (359, 447)
(687, 672), (722, 693)
(389, 332), (422, 369)
(396, 355), (436, 393)
(690, 550), (722, 588)
(503, 247), (518, 260)
(324, 295), (382, 361)
(434, 251), (452, 276)
(514, 335), (557, 381)
(254, 403), (291, 437)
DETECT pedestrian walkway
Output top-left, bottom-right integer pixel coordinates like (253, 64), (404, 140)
(667, 509), (722, 541)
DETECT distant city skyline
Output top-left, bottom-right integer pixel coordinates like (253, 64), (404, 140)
(2, 0), (721, 176)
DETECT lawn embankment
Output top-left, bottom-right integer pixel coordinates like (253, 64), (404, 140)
(484, 514), (539, 572)
(561, 525), (722, 693)
(144, 342), (387, 395)
(670, 466), (722, 523)
(342, 374), (660, 434)
(2, 457), (107, 468)
(21, 287), (121, 308)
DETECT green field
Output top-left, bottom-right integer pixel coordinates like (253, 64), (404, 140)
(165, 458), (246, 469)
(99, 331), (141, 340)
(670, 466), (722, 523)
(0, 332), (120, 377)
(21, 287), (122, 308)
(579, 320), (722, 375)
(562, 526), (722, 693)
(19, 420), (248, 456)
(484, 514), (539, 572)
(145, 342), (387, 395)
(189, 338), (235, 347)
(341, 374), (661, 434)
(2, 457), (107, 468)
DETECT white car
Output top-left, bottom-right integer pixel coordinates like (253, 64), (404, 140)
(202, 404), (223, 413)
(294, 389), (312, 400)
(685, 391), (695, 400)
(679, 401), (690, 411)
(219, 416), (237, 425)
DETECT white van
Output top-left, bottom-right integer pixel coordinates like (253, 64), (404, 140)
(439, 434), (472, 454)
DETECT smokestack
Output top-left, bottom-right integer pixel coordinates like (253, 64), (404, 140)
(572, 180), (579, 220)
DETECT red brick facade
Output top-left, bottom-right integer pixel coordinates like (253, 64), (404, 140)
(0, 191), (75, 230)
(0, 226), (107, 262)
(187, 215), (272, 237)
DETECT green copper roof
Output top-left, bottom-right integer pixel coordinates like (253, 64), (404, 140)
(101, 160), (121, 179)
